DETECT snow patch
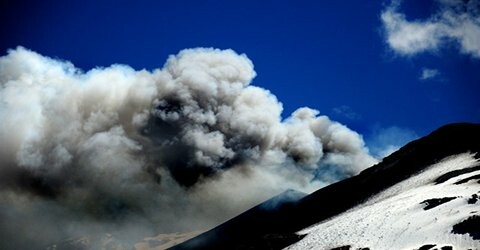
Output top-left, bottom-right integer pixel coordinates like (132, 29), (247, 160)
(286, 153), (480, 250)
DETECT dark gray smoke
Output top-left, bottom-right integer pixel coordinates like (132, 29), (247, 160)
(0, 47), (377, 248)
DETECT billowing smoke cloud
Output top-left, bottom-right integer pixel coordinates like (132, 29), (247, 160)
(381, 0), (480, 58)
(0, 47), (377, 249)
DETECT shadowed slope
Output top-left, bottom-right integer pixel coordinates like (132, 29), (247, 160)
(172, 123), (480, 249)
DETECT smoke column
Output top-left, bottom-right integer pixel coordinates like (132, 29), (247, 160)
(0, 47), (377, 248)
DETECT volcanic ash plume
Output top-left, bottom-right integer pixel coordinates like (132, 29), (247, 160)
(0, 47), (377, 248)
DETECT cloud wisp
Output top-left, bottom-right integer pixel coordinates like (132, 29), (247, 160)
(420, 68), (440, 80)
(0, 47), (377, 248)
(381, 0), (480, 58)
(333, 105), (361, 120)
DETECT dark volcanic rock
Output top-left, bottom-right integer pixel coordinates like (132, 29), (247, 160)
(434, 165), (480, 184)
(420, 197), (457, 210)
(452, 215), (480, 240)
(417, 244), (436, 250)
(468, 194), (478, 204)
(455, 174), (480, 185)
(330, 246), (351, 250)
(172, 123), (480, 250)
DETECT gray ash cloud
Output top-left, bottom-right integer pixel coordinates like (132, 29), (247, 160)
(0, 47), (377, 248)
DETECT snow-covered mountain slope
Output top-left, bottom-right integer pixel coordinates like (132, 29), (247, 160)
(287, 152), (480, 250)
(172, 123), (480, 250)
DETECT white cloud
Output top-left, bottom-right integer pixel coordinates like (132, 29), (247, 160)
(420, 68), (440, 80)
(381, 0), (480, 58)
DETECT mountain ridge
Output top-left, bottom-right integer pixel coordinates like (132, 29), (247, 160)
(172, 123), (480, 249)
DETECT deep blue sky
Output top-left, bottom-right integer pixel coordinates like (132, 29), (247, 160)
(1, 0), (479, 149)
